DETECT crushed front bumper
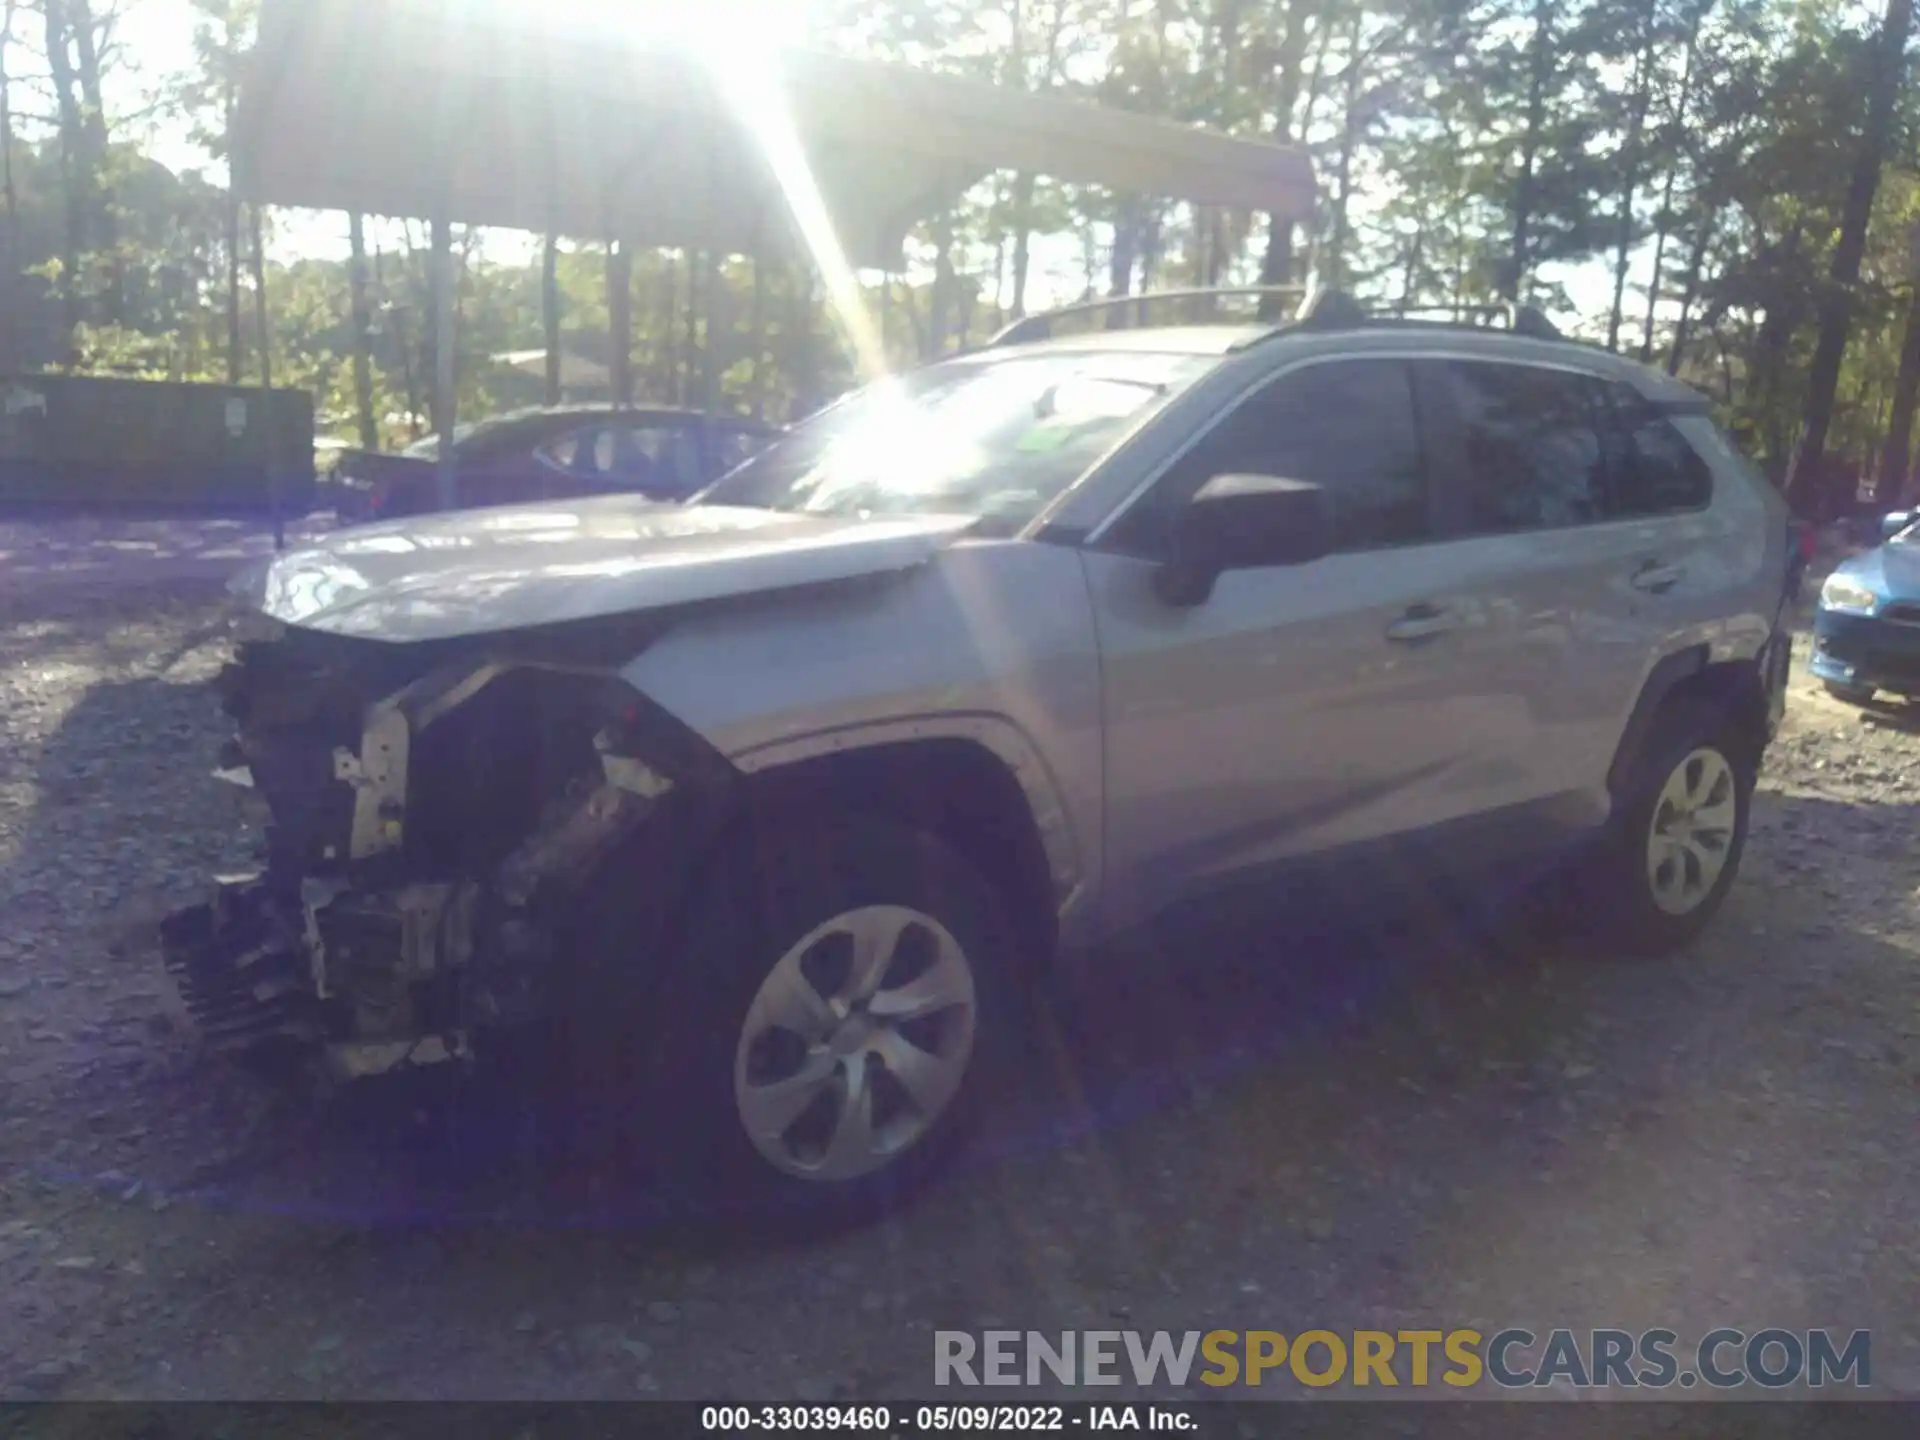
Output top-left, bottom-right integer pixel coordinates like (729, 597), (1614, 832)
(161, 873), (495, 1084)
(160, 634), (712, 1086)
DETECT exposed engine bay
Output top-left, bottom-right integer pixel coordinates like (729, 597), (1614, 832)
(160, 610), (738, 1085)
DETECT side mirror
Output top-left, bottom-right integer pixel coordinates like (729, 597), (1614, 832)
(1154, 473), (1332, 607)
(1881, 510), (1914, 542)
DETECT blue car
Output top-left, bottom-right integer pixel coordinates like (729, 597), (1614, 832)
(1811, 507), (1920, 702)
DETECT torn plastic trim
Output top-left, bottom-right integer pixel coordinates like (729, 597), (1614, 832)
(326, 1034), (466, 1082)
(171, 637), (749, 1080)
(330, 652), (737, 864)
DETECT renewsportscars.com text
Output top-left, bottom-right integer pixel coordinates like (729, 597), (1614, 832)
(933, 1328), (1871, 1390)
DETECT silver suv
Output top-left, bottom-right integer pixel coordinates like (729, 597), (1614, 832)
(164, 288), (1793, 1221)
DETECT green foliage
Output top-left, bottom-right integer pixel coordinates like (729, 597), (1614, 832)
(0, 0), (1917, 502)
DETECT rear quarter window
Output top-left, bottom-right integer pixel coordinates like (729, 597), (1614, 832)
(1604, 383), (1714, 515)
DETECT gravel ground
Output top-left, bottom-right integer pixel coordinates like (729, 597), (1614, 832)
(0, 528), (1915, 1403)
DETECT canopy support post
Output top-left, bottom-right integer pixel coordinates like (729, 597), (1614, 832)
(608, 238), (633, 408)
(430, 211), (456, 512)
(542, 231), (562, 405)
(702, 112), (720, 420)
(247, 202), (282, 552)
(748, 230), (767, 422)
(701, 248), (720, 419)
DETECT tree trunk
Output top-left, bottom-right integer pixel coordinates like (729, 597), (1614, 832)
(1506, 0), (1556, 302)
(1257, 0), (1319, 309)
(1005, 0), (1067, 320)
(42, 0), (86, 345)
(1326, 13), (1367, 289)
(541, 233), (561, 405)
(377, 244), (421, 438)
(1009, 173), (1036, 316)
(1138, 205), (1163, 294)
(1606, 9), (1659, 352)
(929, 213), (956, 356)
(1666, 204), (1717, 376)
(223, 49), (242, 383)
(1108, 197), (1139, 311)
(67, 0), (116, 323)
(249, 204), (283, 547)
(990, 178), (1010, 317)
(660, 251), (679, 399)
(1640, 4), (1706, 362)
(748, 252), (767, 420)
(1877, 285), (1920, 506)
(347, 211), (377, 449)
(0, 0), (18, 369)
(897, 276), (926, 358)
(1786, 0), (1914, 498)
(1400, 225), (1423, 311)
(682, 247), (701, 404)
(788, 267), (820, 419)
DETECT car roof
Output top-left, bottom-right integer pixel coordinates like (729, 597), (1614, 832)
(991, 320), (1706, 408)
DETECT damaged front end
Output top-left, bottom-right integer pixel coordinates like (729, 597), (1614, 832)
(161, 612), (731, 1086)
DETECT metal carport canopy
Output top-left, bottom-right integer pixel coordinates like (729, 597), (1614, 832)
(234, 0), (1318, 267)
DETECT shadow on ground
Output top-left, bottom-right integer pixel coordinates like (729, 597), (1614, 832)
(72, 784), (1914, 1253)
(6, 617), (1915, 1254)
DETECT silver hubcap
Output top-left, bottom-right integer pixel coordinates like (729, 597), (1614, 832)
(733, 905), (977, 1182)
(1646, 746), (1739, 916)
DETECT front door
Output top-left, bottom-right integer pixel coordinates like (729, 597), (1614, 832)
(1085, 356), (1536, 931)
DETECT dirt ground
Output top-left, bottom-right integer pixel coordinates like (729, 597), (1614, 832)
(0, 527), (1915, 1403)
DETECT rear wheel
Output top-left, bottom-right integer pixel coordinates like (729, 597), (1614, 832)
(1823, 679), (1877, 705)
(1581, 697), (1757, 956)
(640, 813), (1025, 1228)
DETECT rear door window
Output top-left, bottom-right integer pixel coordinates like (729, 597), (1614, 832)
(1431, 361), (1610, 535)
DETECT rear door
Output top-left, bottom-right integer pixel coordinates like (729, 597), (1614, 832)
(1087, 355), (1535, 928)
(1414, 358), (1684, 831)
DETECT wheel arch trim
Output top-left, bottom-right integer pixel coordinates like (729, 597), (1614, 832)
(1606, 643), (1768, 798)
(730, 713), (1088, 922)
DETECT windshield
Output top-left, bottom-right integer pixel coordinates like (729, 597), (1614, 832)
(399, 410), (541, 459)
(698, 350), (1219, 531)
(400, 425), (472, 460)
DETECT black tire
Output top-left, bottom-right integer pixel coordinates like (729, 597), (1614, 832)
(1581, 695), (1757, 957)
(1824, 679), (1876, 705)
(634, 812), (1027, 1230)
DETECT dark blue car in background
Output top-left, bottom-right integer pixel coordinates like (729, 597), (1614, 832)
(1812, 507), (1920, 703)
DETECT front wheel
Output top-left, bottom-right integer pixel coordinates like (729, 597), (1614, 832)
(1580, 697), (1757, 956)
(1823, 679), (1877, 706)
(642, 814), (1026, 1228)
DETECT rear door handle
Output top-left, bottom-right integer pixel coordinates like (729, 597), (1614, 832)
(1385, 602), (1462, 643)
(1631, 561), (1684, 594)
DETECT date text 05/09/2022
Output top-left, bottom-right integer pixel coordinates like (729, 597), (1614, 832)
(700, 1405), (1196, 1433)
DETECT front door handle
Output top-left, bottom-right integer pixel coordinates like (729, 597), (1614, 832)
(1385, 602), (1461, 643)
(1631, 560), (1684, 594)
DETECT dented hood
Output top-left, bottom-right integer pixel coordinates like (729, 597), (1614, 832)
(230, 497), (977, 642)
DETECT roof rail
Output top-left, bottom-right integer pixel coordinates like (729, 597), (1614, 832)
(989, 286), (1308, 346)
(1373, 298), (1564, 339)
(984, 284), (1569, 350)
(1294, 284), (1370, 330)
